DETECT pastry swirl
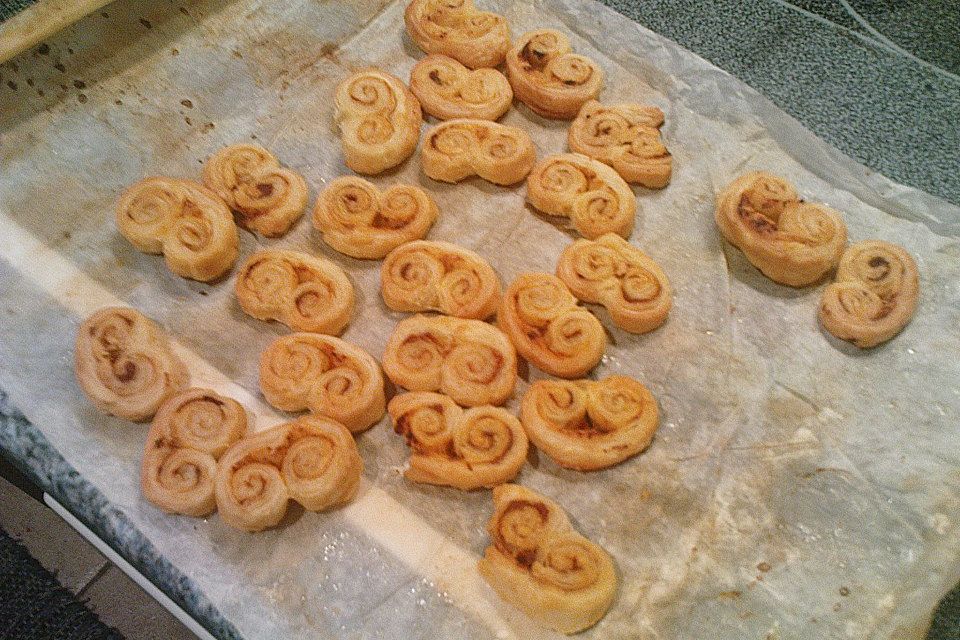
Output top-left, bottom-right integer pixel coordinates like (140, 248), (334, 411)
(235, 249), (354, 335)
(421, 119), (536, 185)
(334, 69), (423, 175)
(526, 153), (636, 240)
(520, 375), (658, 471)
(381, 240), (501, 319)
(382, 315), (517, 406)
(498, 273), (606, 379)
(116, 177), (239, 281)
(141, 388), (247, 516)
(505, 29), (603, 120)
(716, 172), (848, 287)
(74, 307), (188, 422)
(409, 55), (512, 121)
(819, 240), (919, 348)
(259, 333), (385, 433)
(214, 416), (363, 532)
(556, 233), (671, 334)
(404, 0), (510, 69)
(201, 144), (308, 237)
(312, 176), (438, 259)
(568, 100), (672, 188)
(478, 484), (617, 634)
(388, 392), (527, 489)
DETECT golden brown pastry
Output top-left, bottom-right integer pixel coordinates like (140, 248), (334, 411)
(498, 273), (606, 379)
(478, 484), (617, 634)
(716, 172), (848, 287)
(334, 69), (423, 175)
(214, 416), (362, 532)
(74, 307), (189, 422)
(568, 100), (672, 188)
(141, 388), (248, 516)
(388, 392), (527, 490)
(819, 240), (919, 348)
(403, 0), (510, 69)
(381, 240), (501, 319)
(382, 315), (517, 406)
(201, 144), (308, 237)
(556, 233), (671, 334)
(526, 153), (636, 239)
(312, 176), (438, 259)
(421, 119), (536, 185)
(505, 29), (603, 120)
(116, 177), (239, 281)
(520, 376), (658, 471)
(235, 249), (354, 335)
(409, 55), (513, 121)
(259, 333), (385, 433)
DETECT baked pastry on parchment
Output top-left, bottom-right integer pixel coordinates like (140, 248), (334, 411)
(410, 54), (513, 121)
(404, 0), (510, 69)
(421, 119), (536, 185)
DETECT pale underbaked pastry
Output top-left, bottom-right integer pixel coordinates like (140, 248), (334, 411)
(201, 144), (308, 237)
(520, 375), (658, 471)
(716, 172), (848, 287)
(478, 484), (617, 634)
(568, 100), (672, 188)
(141, 388), (248, 516)
(409, 55), (513, 121)
(116, 177), (238, 281)
(74, 307), (188, 422)
(381, 240), (501, 319)
(404, 0), (510, 69)
(334, 69), (423, 174)
(259, 333), (385, 433)
(312, 176), (438, 259)
(388, 392), (527, 490)
(498, 273), (606, 379)
(421, 119), (536, 185)
(505, 29), (603, 120)
(819, 240), (919, 348)
(235, 249), (354, 335)
(382, 315), (517, 406)
(214, 416), (362, 532)
(556, 233), (671, 334)
(527, 153), (636, 240)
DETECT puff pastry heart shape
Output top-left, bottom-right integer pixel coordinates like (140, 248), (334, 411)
(556, 233), (671, 334)
(421, 119), (536, 186)
(404, 0), (510, 69)
(201, 144), (308, 237)
(520, 375), (658, 471)
(116, 177), (239, 281)
(141, 388), (248, 517)
(334, 69), (423, 175)
(568, 100), (672, 188)
(259, 333), (385, 433)
(409, 54), (513, 121)
(527, 153), (636, 240)
(74, 307), (188, 422)
(312, 176), (438, 259)
(478, 484), (618, 634)
(235, 249), (354, 335)
(382, 314), (517, 406)
(214, 416), (362, 532)
(716, 172), (848, 287)
(506, 29), (603, 120)
(819, 240), (919, 348)
(498, 273), (606, 379)
(381, 240), (501, 319)
(388, 392), (528, 490)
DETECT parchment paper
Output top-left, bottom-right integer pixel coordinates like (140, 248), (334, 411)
(0, 0), (958, 638)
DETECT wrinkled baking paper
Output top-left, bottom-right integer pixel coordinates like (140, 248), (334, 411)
(0, 0), (958, 638)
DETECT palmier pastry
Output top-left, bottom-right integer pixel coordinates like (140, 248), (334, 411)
(409, 55), (512, 121)
(404, 0), (510, 69)
(421, 119), (536, 185)
(388, 392), (527, 490)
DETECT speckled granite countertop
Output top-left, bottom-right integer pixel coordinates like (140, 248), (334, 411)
(0, 1), (957, 639)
